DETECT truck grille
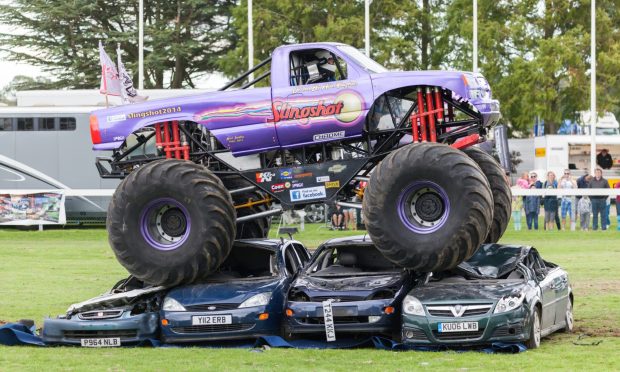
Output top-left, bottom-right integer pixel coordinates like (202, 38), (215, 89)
(432, 329), (485, 340)
(184, 303), (239, 311)
(426, 304), (493, 317)
(77, 309), (124, 320)
(64, 329), (137, 339)
(171, 324), (253, 334)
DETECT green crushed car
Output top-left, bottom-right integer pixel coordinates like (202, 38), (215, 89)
(401, 244), (573, 349)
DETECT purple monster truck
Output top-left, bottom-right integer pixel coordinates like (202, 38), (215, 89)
(90, 42), (510, 286)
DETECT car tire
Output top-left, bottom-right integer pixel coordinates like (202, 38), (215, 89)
(463, 146), (511, 243)
(363, 143), (493, 272)
(562, 299), (574, 333)
(526, 307), (542, 349)
(221, 175), (272, 238)
(107, 159), (236, 287)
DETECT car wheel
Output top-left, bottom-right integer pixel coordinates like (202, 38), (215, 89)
(304, 204), (326, 223)
(526, 307), (542, 349)
(563, 299), (574, 333)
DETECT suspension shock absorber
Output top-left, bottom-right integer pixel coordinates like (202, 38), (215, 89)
(163, 121), (172, 159)
(180, 131), (190, 160)
(155, 123), (163, 155)
(425, 87), (437, 142)
(416, 87), (427, 142)
(433, 87), (444, 138)
(172, 121), (181, 159)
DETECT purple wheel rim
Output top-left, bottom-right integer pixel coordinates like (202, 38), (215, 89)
(139, 198), (191, 251)
(397, 181), (450, 234)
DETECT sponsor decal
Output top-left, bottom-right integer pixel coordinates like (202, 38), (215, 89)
(256, 172), (275, 183)
(328, 164), (347, 173)
(290, 186), (327, 202)
(285, 182), (291, 189)
(112, 136), (125, 141)
(291, 182), (304, 188)
(313, 131), (345, 142)
(271, 100), (344, 124)
(225, 135), (245, 144)
(293, 172), (313, 179)
(325, 180), (340, 189)
(291, 80), (357, 94)
(127, 106), (182, 119)
(106, 114), (126, 123)
(280, 169), (293, 179)
(316, 176), (330, 183)
(271, 183), (286, 193)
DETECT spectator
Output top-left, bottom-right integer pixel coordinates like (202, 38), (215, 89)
(578, 196), (592, 231)
(511, 189), (523, 231)
(559, 169), (577, 230)
(343, 207), (356, 230)
(577, 171), (591, 189)
(530, 172), (542, 188)
(330, 203), (345, 230)
(524, 184), (541, 230)
(516, 172), (530, 189)
(543, 171), (559, 231)
(596, 149), (613, 170)
(589, 167), (610, 231)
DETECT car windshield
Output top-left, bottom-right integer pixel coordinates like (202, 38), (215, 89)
(209, 243), (278, 280)
(337, 45), (388, 73)
(306, 244), (400, 277)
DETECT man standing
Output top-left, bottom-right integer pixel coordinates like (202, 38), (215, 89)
(596, 149), (613, 170)
(589, 168), (610, 231)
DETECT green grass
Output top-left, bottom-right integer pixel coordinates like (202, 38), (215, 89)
(0, 222), (619, 371)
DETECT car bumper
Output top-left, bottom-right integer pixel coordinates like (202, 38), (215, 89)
(41, 312), (159, 346)
(160, 306), (280, 343)
(285, 299), (397, 336)
(401, 306), (531, 346)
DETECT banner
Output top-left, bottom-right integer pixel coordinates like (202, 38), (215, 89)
(0, 192), (66, 225)
(99, 41), (121, 96)
(117, 45), (147, 104)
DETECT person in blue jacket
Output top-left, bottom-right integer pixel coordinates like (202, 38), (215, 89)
(524, 184), (541, 230)
(543, 171), (559, 231)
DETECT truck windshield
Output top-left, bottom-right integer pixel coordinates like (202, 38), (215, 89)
(337, 45), (388, 74)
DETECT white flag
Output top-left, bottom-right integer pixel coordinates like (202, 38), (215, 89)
(117, 45), (148, 103)
(99, 41), (121, 96)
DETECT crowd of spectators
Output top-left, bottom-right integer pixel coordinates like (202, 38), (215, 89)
(511, 167), (619, 232)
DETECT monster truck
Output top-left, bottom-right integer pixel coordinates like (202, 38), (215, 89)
(90, 42), (509, 286)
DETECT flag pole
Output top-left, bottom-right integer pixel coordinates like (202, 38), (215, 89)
(138, 0), (144, 90)
(590, 0), (596, 174)
(248, 0), (254, 82)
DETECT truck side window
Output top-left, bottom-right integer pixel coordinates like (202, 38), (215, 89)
(290, 49), (347, 86)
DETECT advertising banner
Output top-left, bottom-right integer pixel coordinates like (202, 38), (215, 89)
(0, 192), (66, 225)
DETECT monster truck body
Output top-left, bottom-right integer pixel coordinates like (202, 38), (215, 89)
(91, 42), (508, 287)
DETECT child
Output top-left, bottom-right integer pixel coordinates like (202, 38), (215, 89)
(511, 194), (523, 231)
(524, 184), (541, 230)
(578, 196), (592, 231)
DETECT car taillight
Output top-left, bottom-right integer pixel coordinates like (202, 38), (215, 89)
(90, 114), (101, 144)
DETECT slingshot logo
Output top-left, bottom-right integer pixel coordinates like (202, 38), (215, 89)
(290, 186), (326, 201)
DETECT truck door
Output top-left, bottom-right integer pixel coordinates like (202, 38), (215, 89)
(270, 46), (373, 149)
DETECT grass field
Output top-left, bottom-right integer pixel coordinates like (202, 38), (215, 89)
(0, 221), (619, 371)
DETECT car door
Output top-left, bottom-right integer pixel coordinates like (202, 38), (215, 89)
(528, 252), (556, 330)
(549, 267), (570, 326)
(270, 45), (373, 149)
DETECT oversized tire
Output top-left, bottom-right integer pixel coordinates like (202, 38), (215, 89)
(221, 175), (271, 239)
(463, 146), (511, 243)
(107, 159), (236, 287)
(363, 143), (493, 272)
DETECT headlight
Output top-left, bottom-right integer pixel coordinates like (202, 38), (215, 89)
(239, 292), (271, 308)
(402, 295), (425, 316)
(493, 293), (525, 314)
(162, 297), (186, 311)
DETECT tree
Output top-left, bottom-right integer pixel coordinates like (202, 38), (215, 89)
(0, 0), (236, 89)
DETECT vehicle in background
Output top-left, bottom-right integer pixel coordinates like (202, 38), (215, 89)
(579, 111), (620, 136)
(401, 244), (573, 349)
(284, 236), (421, 340)
(160, 239), (309, 343)
(41, 276), (164, 346)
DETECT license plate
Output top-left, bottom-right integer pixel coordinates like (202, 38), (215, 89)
(192, 314), (232, 325)
(80, 337), (121, 347)
(438, 322), (479, 333)
(322, 300), (336, 342)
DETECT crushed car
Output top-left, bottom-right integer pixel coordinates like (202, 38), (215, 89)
(160, 239), (310, 343)
(42, 276), (164, 347)
(284, 236), (421, 340)
(401, 244), (573, 349)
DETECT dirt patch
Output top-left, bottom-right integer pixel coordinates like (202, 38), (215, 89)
(571, 280), (620, 296)
(0, 320), (6, 325)
(574, 325), (620, 337)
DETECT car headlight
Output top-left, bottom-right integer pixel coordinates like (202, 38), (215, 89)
(403, 295), (425, 316)
(162, 297), (186, 311)
(239, 292), (271, 308)
(493, 293), (525, 314)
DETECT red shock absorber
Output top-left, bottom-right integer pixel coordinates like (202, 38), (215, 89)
(172, 121), (181, 159)
(425, 87), (437, 142)
(163, 121), (172, 159)
(155, 123), (163, 154)
(434, 87), (444, 138)
(181, 132), (190, 160)
(416, 87), (427, 142)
